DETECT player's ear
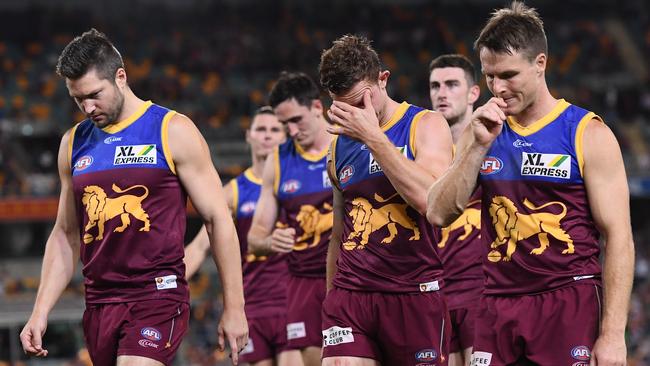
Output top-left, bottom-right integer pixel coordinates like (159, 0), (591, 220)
(378, 70), (390, 89)
(534, 53), (546, 75)
(311, 99), (324, 113)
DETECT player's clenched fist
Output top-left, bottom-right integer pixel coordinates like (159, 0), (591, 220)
(267, 227), (295, 253)
(471, 97), (507, 147)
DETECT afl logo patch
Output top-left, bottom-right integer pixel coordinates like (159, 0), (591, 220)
(140, 327), (162, 341)
(281, 179), (301, 194)
(480, 156), (503, 175)
(74, 155), (94, 171)
(340, 165), (354, 184)
(570, 346), (590, 361)
(240, 201), (256, 214)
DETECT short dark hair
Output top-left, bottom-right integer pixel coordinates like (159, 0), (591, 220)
(268, 71), (321, 108)
(56, 28), (124, 81)
(474, 1), (547, 61)
(429, 54), (478, 86)
(319, 34), (381, 95)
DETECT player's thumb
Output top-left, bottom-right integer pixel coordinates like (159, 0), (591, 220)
(217, 326), (225, 351)
(589, 352), (596, 366)
(32, 327), (43, 350)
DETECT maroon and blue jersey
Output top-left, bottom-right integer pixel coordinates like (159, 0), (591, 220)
(478, 99), (602, 295)
(233, 169), (288, 318)
(274, 140), (333, 278)
(331, 102), (445, 293)
(70, 101), (188, 304)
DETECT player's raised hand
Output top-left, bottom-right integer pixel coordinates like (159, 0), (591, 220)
(327, 90), (382, 143)
(20, 315), (49, 357)
(471, 97), (507, 147)
(217, 306), (249, 365)
(267, 227), (295, 253)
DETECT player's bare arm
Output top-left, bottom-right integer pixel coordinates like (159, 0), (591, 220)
(327, 90), (452, 214)
(20, 129), (81, 358)
(582, 119), (634, 366)
(247, 152), (294, 256)
(325, 148), (343, 293)
(184, 181), (235, 279)
(426, 97), (506, 226)
(168, 113), (248, 364)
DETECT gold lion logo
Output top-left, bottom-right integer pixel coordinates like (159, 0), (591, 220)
(294, 203), (334, 251)
(343, 193), (419, 250)
(81, 184), (150, 244)
(487, 196), (574, 262)
(437, 200), (481, 248)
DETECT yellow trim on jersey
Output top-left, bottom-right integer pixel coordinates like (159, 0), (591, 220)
(67, 123), (79, 170)
(409, 109), (430, 157)
(273, 146), (281, 194)
(244, 168), (263, 185)
(575, 112), (603, 177)
(506, 99), (570, 136)
(328, 136), (341, 189)
(295, 141), (329, 162)
(381, 101), (410, 132)
(161, 110), (178, 175)
(102, 100), (153, 134)
(230, 179), (239, 219)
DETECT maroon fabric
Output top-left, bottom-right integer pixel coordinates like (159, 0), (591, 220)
(239, 314), (291, 363)
(322, 287), (450, 365)
(285, 276), (326, 349)
(472, 283), (600, 365)
(481, 180), (602, 296)
(335, 174), (444, 293)
(82, 299), (189, 366)
(448, 306), (478, 354)
(435, 188), (484, 309)
(74, 168), (189, 304)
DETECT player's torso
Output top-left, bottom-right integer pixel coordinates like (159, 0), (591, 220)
(71, 101), (188, 303)
(478, 99), (602, 295)
(234, 170), (288, 317)
(332, 102), (444, 293)
(275, 139), (333, 277)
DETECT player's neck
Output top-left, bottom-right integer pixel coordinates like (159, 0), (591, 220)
(115, 89), (146, 123)
(512, 89), (557, 127)
(377, 98), (401, 128)
(450, 114), (471, 145)
(249, 156), (265, 180)
(301, 117), (332, 155)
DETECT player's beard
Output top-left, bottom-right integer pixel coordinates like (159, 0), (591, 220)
(105, 88), (125, 125)
(445, 108), (466, 127)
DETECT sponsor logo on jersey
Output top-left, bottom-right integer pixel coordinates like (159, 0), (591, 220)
(114, 144), (157, 165)
(322, 326), (354, 347)
(74, 155), (94, 171)
(572, 363), (589, 366)
(155, 274), (177, 290)
(308, 163), (325, 170)
(415, 349), (437, 362)
(570, 346), (591, 361)
(281, 179), (301, 194)
(104, 136), (123, 144)
(521, 152), (571, 179)
(340, 165), (355, 184)
(240, 201), (256, 215)
(480, 156), (503, 175)
(138, 339), (159, 348)
(323, 170), (332, 188)
(140, 327), (162, 341)
(369, 145), (407, 174)
(512, 139), (533, 148)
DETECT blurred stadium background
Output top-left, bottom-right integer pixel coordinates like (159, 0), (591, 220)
(1, 0), (649, 364)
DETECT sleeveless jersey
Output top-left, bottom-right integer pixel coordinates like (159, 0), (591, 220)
(478, 99), (602, 295)
(233, 169), (288, 318)
(434, 187), (484, 309)
(332, 102), (445, 293)
(70, 101), (188, 304)
(274, 139), (333, 278)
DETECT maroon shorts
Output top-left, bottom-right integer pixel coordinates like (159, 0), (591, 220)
(240, 313), (290, 363)
(82, 299), (189, 366)
(286, 276), (326, 349)
(472, 284), (601, 365)
(449, 306), (477, 354)
(322, 287), (450, 366)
